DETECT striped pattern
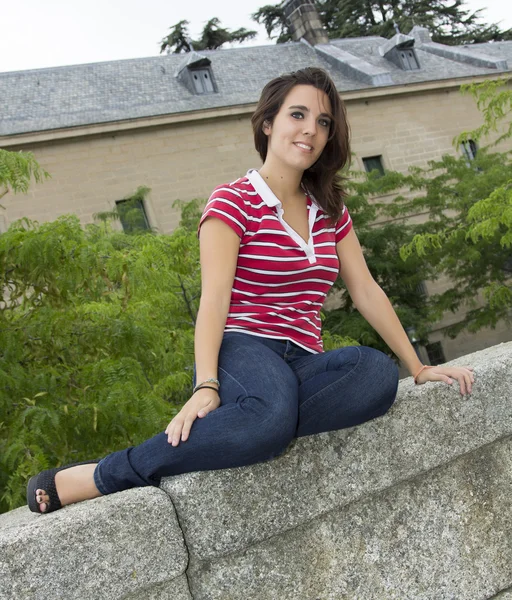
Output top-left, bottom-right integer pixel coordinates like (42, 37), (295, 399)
(199, 172), (352, 353)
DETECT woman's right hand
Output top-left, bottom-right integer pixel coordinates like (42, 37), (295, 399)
(165, 388), (220, 446)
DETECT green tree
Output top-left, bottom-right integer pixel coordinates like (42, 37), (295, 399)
(0, 201), (203, 513)
(323, 167), (435, 355)
(160, 18), (257, 54)
(400, 77), (512, 336)
(0, 149), (49, 203)
(252, 0), (512, 45)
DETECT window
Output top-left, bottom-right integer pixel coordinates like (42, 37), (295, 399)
(190, 68), (215, 94)
(461, 139), (478, 161)
(115, 198), (150, 233)
(398, 49), (420, 71)
(363, 156), (385, 178)
(416, 280), (428, 298)
(425, 341), (446, 366)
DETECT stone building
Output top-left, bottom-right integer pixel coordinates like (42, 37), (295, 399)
(1, 0), (511, 361)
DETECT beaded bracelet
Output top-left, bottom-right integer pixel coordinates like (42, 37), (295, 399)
(414, 364), (433, 384)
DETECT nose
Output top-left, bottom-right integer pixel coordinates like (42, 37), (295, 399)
(302, 116), (317, 137)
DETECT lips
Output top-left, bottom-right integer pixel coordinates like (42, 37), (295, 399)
(293, 142), (314, 152)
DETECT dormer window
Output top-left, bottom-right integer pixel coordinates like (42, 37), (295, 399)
(379, 33), (421, 71)
(175, 52), (218, 96)
(190, 68), (215, 94)
(398, 49), (420, 71)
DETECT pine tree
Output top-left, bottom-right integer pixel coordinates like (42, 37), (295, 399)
(252, 0), (512, 45)
(160, 18), (257, 54)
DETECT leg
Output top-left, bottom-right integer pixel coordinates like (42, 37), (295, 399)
(33, 334), (298, 511)
(290, 346), (399, 438)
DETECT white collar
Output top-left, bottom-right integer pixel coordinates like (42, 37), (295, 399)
(246, 169), (281, 207)
(246, 168), (319, 208)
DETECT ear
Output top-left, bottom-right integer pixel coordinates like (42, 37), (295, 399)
(262, 120), (272, 136)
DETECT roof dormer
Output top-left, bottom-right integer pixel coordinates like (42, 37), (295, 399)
(175, 52), (217, 95)
(379, 33), (421, 71)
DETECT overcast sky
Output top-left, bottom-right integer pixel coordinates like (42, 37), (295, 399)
(1, 0), (511, 73)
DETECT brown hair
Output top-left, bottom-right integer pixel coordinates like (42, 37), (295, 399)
(251, 67), (350, 222)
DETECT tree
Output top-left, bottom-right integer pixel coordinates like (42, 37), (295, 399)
(252, 0), (512, 46)
(0, 200), (205, 513)
(0, 149), (49, 203)
(323, 168), (435, 355)
(160, 18), (257, 54)
(400, 78), (512, 336)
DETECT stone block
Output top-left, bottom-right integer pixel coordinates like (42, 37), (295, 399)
(161, 342), (512, 560)
(0, 487), (189, 600)
(186, 436), (512, 600)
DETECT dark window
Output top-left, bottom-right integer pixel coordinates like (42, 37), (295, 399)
(363, 155), (385, 178)
(398, 49), (420, 71)
(416, 280), (428, 297)
(190, 68), (215, 94)
(115, 198), (150, 233)
(425, 341), (446, 366)
(461, 139), (478, 161)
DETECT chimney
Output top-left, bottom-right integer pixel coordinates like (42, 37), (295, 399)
(283, 0), (329, 46)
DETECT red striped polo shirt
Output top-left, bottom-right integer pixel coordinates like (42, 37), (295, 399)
(198, 169), (352, 353)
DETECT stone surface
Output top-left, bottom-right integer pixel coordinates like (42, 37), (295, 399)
(492, 589), (512, 599)
(162, 342), (512, 560)
(0, 487), (189, 600)
(186, 436), (512, 600)
(120, 577), (192, 600)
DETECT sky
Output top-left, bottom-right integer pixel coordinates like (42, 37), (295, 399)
(1, 0), (511, 73)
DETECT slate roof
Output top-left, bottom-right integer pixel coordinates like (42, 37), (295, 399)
(1, 36), (511, 137)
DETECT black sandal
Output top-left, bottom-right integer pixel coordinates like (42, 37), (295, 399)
(27, 460), (100, 514)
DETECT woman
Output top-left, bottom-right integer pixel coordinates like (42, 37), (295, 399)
(29, 67), (473, 514)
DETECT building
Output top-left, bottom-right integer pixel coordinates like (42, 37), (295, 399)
(1, 0), (511, 361)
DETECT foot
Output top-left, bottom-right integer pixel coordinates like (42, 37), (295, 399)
(34, 464), (102, 513)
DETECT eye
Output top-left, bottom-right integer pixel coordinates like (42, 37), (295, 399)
(319, 118), (331, 128)
(290, 111), (304, 119)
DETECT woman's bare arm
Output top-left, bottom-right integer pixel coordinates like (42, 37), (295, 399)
(165, 217), (240, 446)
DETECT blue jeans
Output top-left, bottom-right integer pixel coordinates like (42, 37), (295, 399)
(93, 332), (398, 495)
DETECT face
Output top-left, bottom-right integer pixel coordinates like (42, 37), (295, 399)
(263, 84), (332, 173)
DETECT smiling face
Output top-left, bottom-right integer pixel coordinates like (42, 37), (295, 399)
(262, 84), (333, 174)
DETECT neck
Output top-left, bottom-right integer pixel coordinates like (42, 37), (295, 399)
(258, 160), (304, 203)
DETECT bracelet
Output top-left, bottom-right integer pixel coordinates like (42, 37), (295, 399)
(193, 378), (220, 394)
(192, 385), (220, 394)
(414, 365), (433, 384)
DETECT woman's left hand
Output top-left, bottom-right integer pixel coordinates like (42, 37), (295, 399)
(415, 365), (475, 396)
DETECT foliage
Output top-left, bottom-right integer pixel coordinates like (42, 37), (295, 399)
(323, 167), (435, 356)
(0, 201), (203, 513)
(399, 78), (512, 336)
(160, 18), (257, 54)
(0, 149), (50, 203)
(252, 4), (293, 43)
(251, 0), (512, 46)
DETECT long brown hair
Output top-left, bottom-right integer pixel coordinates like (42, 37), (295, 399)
(251, 67), (350, 222)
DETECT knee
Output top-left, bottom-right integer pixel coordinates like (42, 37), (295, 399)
(361, 347), (399, 416)
(240, 393), (297, 460)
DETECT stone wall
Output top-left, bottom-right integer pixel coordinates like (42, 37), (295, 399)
(1, 342), (511, 599)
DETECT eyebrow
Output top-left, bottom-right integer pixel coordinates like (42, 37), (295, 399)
(288, 105), (332, 119)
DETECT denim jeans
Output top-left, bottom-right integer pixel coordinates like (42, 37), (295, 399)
(93, 332), (399, 495)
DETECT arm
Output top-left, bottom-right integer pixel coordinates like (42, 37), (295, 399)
(194, 217), (240, 387)
(336, 228), (474, 394)
(166, 217), (240, 446)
